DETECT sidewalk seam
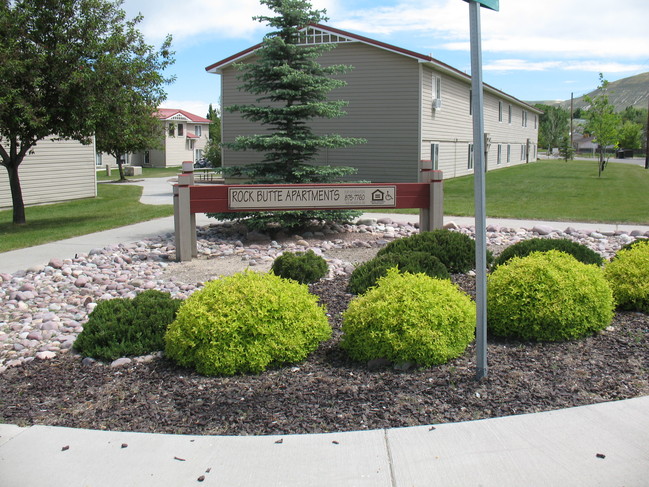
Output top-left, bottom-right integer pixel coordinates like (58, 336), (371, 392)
(383, 428), (397, 487)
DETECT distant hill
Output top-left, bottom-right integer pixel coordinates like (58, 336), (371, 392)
(527, 72), (649, 112)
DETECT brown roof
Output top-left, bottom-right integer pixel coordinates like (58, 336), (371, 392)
(205, 23), (542, 113)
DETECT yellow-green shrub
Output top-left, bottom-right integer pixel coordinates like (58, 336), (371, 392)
(341, 268), (475, 367)
(164, 271), (331, 376)
(488, 250), (615, 341)
(605, 240), (649, 313)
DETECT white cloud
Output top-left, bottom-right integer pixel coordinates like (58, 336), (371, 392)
(329, 0), (649, 60)
(123, 0), (340, 45)
(484, 59), (647, 74)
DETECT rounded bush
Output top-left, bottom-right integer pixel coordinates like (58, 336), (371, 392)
(164, 271), (331, 376)
(74, 290), (182, 361)
(605, 239), (649, 312)
(271, 249), (328, 284)
(612, 237), (648, 258)
(493, 237), (604, 268)
(488, 250), (615, 341)
(376, 229), (492, 273)
(348, 251), (449, 295)
(341, 268), (475, 367)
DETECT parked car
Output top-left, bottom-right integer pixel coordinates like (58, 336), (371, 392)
(194, 158), (210, 168)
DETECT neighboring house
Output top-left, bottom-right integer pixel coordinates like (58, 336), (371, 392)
(1, 138), (96, 210)
(206, 24), (542, 183)
(97, 108), (211, 169)
(572, 133), (598, 155)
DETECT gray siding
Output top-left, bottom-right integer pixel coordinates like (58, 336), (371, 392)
(222, 42), (421, 183)
(0, 138), (97, 210)
(220, 38), (539, 183)
(421, 66), (539, 179)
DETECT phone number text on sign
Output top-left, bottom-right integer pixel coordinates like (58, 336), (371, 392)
(228, 185), (396, 209)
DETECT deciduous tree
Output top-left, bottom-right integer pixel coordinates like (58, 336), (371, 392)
(583, 74), (621, 177)
(0, 0), (174, 222)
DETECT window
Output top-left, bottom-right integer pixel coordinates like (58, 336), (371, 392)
(508, 105), (512, 123)
(534, 115), (537, 129)
(195, 125), (202, 137)
(497, 144), (502, 165)
(522, 110), (528, 127)
(431, 143), (439, 170)
(467, 144), (474, 169)
(177, 123), (184, 136)
(433, 76), (441, 100)
(507, 144), (511, 163)
(498, 101), (503, 122)
(195, 149), (203, 161)
(521, 145), (526, 161)
(96, 153), (102, 166)
(469, 90), (473, 115)
(168, 124), (174, 136)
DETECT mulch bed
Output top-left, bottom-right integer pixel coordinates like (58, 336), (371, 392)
(1, 274), (648, 436)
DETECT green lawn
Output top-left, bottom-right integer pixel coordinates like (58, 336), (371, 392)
(95, 166), (182, 182)
(2, 160), (647, 254)
(0, 185), (173, 253)
(373, 160), (649, 224)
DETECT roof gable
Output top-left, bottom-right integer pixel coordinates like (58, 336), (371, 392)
(156, 108), (211, 124)
(205, 24), (541, 114)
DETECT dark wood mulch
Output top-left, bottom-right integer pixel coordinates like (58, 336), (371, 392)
(1, 275), (647, 436)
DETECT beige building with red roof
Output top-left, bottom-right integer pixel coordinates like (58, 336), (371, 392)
(97, 108), (211, 169)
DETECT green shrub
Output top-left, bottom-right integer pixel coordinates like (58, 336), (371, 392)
(74, 290), (182, 361)
(493, 237), (604, 268)
(348, 251), (449, 295)
(376, 229), (492, 273)
(271, 250), (328, 284)
(488, 250), (614, 341)
(341, 268), (475, 367)
(613, 237), (648, 258)
(164, 271), (331, 376)
(605, 240), (649, 312)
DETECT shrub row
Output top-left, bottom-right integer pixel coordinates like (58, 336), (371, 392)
(75, 233), (648, 377)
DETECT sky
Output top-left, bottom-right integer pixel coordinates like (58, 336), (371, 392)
(122, 0), (649, 118)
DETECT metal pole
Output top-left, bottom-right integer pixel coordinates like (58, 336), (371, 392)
(469, 0), (488, 379)
(645, 96), (649, 169)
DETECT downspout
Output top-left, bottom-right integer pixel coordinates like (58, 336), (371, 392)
(417, 63), (424, 180)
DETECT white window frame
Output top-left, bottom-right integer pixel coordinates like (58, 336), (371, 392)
(177, 123), (184, 136)
(433, 76), (441, 100)
(468, 143), (474, 169)
(508, 105), (512, 124)
(522, 110), (528, 128)
(469, 89), (473, 115)
(497, 144), (502, 165)
(195, 125), (202, 137)
(498, 101), (503, 122)
(431, 143), (439, 170)
(507, 144), (511, 163)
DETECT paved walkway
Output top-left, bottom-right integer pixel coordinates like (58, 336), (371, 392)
(1, 177), (648, 485)
(1, 396), (648, 486)
(2, 177), (648, 275)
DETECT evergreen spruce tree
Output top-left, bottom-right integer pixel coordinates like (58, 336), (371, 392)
(209, 0), (365, 231)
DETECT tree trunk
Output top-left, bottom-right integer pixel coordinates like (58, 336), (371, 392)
(6, 163), (26, 224)
(598, 146), (604, 178)
(116, 155), (126, 181)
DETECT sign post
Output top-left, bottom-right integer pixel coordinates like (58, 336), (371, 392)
(464, 0), (498, 380)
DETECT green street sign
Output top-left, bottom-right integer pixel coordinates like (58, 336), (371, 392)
(463, 0), (499, 11)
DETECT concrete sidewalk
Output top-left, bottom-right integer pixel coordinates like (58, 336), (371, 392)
(1, 396), (647, 486)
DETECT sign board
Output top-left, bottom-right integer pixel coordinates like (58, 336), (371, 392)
(462, 0), (499, 11)
(228, 185), (396, 210)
